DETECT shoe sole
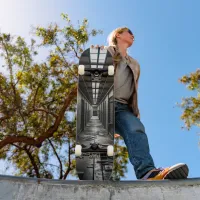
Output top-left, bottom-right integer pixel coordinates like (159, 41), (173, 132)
(163, 163), (189, 179)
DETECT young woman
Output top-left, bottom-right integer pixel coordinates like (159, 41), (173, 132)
(104, 27), (189, 180)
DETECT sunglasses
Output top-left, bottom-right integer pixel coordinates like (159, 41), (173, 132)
(127, 29), (133, 36)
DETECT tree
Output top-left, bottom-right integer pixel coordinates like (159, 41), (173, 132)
(178, 69), (200, 130)
(111, 137), (129, 180)
(0, 13), (128, 179)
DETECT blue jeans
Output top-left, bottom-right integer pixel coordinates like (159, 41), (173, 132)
(115, 101), (155, 179)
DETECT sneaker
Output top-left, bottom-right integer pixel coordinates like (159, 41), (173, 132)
(141, 163), (189, 180)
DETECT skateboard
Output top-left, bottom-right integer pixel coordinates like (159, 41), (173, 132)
(75, 46), (115, 180)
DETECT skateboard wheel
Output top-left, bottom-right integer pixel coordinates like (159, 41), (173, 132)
(78, 65), (85, 75)
(75, 145), (82, 156)
(107, 145), (114, 156)
(108, 65), (114, 76)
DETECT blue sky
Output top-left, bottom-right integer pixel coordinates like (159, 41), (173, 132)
(0, 0), (200, 180)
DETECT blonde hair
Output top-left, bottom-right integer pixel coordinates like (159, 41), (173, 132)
(107, 27), (129, 46)
(107, 27), (130, 72)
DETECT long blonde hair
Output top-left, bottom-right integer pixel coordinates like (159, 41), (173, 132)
(107, 27), (130, 72)
(107, 27), (129, 46)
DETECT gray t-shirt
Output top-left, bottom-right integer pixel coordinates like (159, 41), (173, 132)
(114, 58), (134, 104)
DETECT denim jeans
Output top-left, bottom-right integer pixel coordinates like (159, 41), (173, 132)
(115, 101), (155, 179)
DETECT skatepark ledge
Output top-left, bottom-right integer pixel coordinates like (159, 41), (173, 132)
(0, 175), (200, 200)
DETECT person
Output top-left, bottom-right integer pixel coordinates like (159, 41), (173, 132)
(101, 27), (189, 180)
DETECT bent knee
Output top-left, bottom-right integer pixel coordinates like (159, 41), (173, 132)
(116, 112), (146, 134)
(128, 117), (146, 134)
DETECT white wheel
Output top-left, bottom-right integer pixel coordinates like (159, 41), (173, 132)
(108, 65), (114, 76)
(107, 145), (114, 156)
(78, 65), (85, 75)
(75, 145), (82, 156)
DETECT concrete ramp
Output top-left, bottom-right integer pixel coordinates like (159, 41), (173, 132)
(0, 175), (200, 200)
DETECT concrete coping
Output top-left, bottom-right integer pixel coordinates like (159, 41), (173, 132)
(0, 174), (200, 188)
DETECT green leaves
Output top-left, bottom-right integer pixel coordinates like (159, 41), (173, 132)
(36, 24), (58, 45)
(110, 138), (128, 181)
(178, 69), (200, 130)
(0, 13), (128, 181)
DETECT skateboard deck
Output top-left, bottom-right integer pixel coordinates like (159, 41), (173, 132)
(75, 46), (115, 180)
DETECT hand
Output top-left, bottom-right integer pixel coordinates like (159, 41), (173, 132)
(114, 133), (120, 138)
(90, 45), (104, 50)
(100, 45), (104, 50)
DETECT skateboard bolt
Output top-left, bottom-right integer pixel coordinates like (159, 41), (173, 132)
(91, 144), (98, 150)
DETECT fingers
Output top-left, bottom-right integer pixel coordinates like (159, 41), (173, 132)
(100, 45), (104, 50)
(90, 45), (104, 49)
(114, 133), (120, 138)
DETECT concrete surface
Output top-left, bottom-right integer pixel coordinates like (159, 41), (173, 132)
(0, 175), (200, 200)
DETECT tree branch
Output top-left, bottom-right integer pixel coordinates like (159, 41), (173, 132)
(55, 41), (78, 80)
(24, 146), (40, 178)
(11, 144), (40, 178)
(69, 44), (80, 60)
(0, 85), (77, 149)
(48, 138), (63, 179)
(63, 139), (71, 179)
(42, 162), (65, 173)
(30, 108), (58, 118)
(0, 136), (41, 149)
(0, 116), (9, 122)
(37, 85), (77, 144)
(1, 39), (13, 82)
(33, 84), (40, 108)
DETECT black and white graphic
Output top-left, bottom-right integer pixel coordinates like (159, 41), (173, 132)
(75, 47), (114, 180)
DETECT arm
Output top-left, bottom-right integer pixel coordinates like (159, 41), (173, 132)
(136, 66), (140, 90)
(136, 63), (141, 119)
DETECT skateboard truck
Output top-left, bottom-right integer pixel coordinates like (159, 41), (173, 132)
(75, 143), (114, 157)
(78, 65), (114, 76)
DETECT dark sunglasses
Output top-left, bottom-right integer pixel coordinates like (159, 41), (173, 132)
(127, 29), (133, 36)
